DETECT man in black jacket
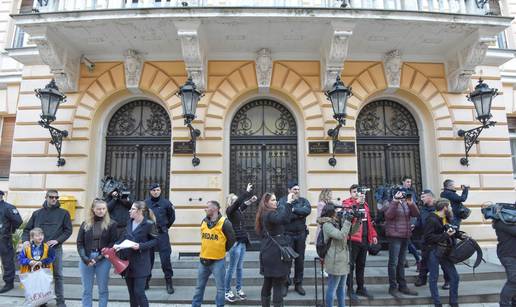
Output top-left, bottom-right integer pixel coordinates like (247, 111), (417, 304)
(493, 220), (516, 307)
(423, 198), (459, 307)
(22, 189), (73, 307)
(279, 180), (311, 296)
(106, 188), (132, 238)
(0, 190), (22, 293)
(145, 183), (176, 294)
(440, 179), (469, 228)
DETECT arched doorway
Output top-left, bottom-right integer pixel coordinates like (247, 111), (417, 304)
(356, 100), (422, 214)
(104, 100), (171, 200)
(230, 99), (298, 247)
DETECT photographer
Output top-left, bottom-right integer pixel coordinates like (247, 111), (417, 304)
(342, 184), (378, 302)
(440, 179), (469, 228)
(317, 203), (360, 307)
(423, 198), (459, 307)
(383, 189), (420, 298)
(279, 180), (311, 296)
(106, 188), (132, 238)
(493, 219), (516, 307)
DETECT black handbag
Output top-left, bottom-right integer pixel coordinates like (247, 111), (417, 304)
(264, 225), (299, 262)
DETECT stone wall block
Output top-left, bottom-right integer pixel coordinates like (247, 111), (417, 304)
(460, 190), (516, 204)
(170, 191), (222, 207)
(7, 191), (48, 208)
(436, 174), (481, 188)
(48, 140), (90, 156)
(451, 109), (474, 122)
(14, 125), (56, 139)
(460, 224), (495, 241)
(170, 226), (200, 244)
(477, 141), (512, 155)
(439, 157), (513, 172)
(46, 174), (87, 190)
(9, 174), (45, 190)
(10, 156), (88, 173)
(174, 209), (205, 225)
(19, 79), (51, 94)
(306, 156), (357, 171)
(437, 140), (471, 154)
(12, 141), (47, 155)
(17, 93), (41, 108)
(433, 105), (450, 119)
(480, 174), (515, 188)
(16, 108), (75, 124)
(170, 156), (222, 171)
(171, 174), (222, 189)
(306, 174), (357, 191)
(196, 139), (223, 153)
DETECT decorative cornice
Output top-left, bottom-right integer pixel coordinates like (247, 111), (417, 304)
(383, 49), (402, 91)
(27, 26), (79, 92)
(321, 21), (354, 91)
(256, 48), (272, 93)
(124, 49), (143, 93)
(174, 21), (206, 90)
(446, 33), (496, 93)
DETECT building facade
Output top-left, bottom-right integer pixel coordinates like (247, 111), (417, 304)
(0, 0), (514, 252)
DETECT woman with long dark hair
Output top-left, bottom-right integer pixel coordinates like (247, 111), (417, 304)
(77, 199), (118, 307)
(119, 201), (158, 307)
(255, 192), (293, 307)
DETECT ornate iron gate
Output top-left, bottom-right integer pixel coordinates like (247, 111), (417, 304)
(356, 100), (422, 216)
(105, 100), (171, 200)
(230, 99), (298, 247)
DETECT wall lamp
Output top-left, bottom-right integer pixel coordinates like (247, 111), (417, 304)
(325, 76), (352, 167)
(35, 79), (68, 167)
(458, 79), (498, 166)
(177, 77), (203, 167)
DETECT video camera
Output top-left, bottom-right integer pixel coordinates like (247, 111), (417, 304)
(100, 176), (130, 200)
(335, 204), (365, 221)
(481, 202), (516, 224)
(392, 185), (413, 200)
(357, 186), (370, 194)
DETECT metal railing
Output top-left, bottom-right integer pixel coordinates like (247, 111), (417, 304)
(30, 0), (493, 14)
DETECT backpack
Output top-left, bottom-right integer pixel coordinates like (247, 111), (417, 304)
(316, 225), (332, 259)
(448, 233), (484, 269)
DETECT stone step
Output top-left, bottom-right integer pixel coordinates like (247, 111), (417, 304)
(17, 262), (504, 286)
(2, 279), (505, 306)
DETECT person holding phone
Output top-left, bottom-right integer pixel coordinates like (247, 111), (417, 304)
(423, 198), (459, 307)
(279, 180), (311, 296)
(224, 183), (258, 302)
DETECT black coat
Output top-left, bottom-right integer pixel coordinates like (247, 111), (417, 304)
(120, 218), (158, 278)
(107, 197), (132, 228)
(423, 213), (452, 252)
(278, 196), (311, 234)
(0, 200), (22, 236)
(259, 202), (292, 277)
(76, 220), (118, 264)
(22, 201), (73, 246)
(493, 220), (516, 258)
(144, 196), (175, 233)
(440, 188), (468, 219)
(226, 191), (252, 245)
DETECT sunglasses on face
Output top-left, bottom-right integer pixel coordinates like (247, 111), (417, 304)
(48, 196), (59, 200)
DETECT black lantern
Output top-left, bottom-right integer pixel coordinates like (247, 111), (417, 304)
(177, 77), (203, 167)
(35, 79), (68, 167)
(458, 79), (498, 166)
(325, 76), (352, 167)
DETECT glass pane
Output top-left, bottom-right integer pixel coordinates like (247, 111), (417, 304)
(231, 100), (296, 136)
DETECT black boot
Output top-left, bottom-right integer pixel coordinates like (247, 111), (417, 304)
(294, 283), (306, 296)
(261, 296), (271, 307)
(272, 300), (284, 307)
(0, 283), (13, 294)
(414, 277), (427, 287)
(165, 278), (174, 294)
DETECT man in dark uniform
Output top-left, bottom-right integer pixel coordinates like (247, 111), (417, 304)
(279, 180), (311, 296)
(106, 188), (132, 238)
(145, 183), (176, 294)
(0, 190), (22, 293)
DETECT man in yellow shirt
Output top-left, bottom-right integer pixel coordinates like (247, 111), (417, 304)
(192, 200), (236, 307)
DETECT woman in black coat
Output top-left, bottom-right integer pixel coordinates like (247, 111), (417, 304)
(117, 201), (158, 307)
(255, 192), (293, 307)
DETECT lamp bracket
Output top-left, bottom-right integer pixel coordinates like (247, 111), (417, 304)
(186, 122), (201, 167)
(458, 120), (496, 166)
(39, 120), (68, 167)
(327, 122), (344, 167)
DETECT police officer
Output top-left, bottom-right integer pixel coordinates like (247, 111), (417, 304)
(0, 190), (22, 293)
(144, 183), (176, 294)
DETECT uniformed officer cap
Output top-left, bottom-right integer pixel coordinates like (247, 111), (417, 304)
(0, 190), (5, 196)
(287, 180), (299, 189)
(149, 183), (160, 190)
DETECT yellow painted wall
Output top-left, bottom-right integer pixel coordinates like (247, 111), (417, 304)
(7, 59), (516, 250)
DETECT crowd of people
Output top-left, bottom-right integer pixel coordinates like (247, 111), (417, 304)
(0, 176), (513, 307)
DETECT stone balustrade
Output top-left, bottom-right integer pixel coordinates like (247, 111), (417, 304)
(31, 0), (491, 15)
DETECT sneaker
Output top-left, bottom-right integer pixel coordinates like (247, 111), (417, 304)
(236, 289), (247, 300)
(441, 282), (450, 290)
(225, 291), (237, 303)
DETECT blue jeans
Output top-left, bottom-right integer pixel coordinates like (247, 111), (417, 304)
(225, 242), (246, 292)
(326, 274), (346, 307)
(499, 256), (516, 307)
(192, 259), (226, 307)
(427, 249), (459, 305)
(79, 251), (112, 307)
(408, 240), (421, 262)
(53, 246), (65, 306)
(387, 237), (408, 290)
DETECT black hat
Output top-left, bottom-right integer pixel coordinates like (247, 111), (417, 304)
(0, 190), (4, 196)
(149, 183), (160, 190)
(287, 180), (299, 189)
(422, 189), (434, 196)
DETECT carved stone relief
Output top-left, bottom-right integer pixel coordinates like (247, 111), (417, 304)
(124, 49), (143, 93)
(256, 48), (272, 93)
(383, 49), (402, 90)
